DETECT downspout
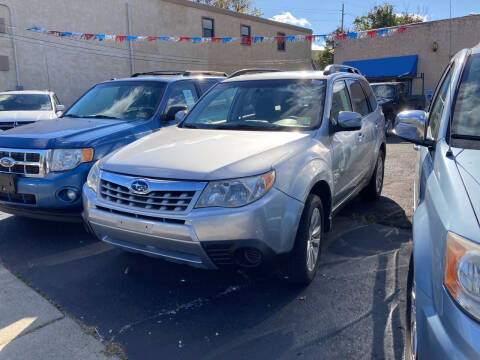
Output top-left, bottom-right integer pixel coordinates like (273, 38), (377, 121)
(126, 0), (134, 75)
(0, 1), (20, 88)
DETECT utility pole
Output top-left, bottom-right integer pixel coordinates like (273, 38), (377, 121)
(341, 3), (345, 33)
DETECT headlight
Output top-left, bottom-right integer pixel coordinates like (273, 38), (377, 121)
(196, 170), (275, 208)
(49, 148), (94, 172)
(445, 231), (480, 321)
(86, 160), (101, 193)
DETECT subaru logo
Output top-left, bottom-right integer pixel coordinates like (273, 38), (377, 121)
(0, 157), (15, 168)
(130, 180), (149, 194)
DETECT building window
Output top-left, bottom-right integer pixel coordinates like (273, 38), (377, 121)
(202, 18), (214, 38)
(241, 25), (251, 45)
(277, 32), (286, 51)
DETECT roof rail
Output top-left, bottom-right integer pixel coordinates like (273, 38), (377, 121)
(227, 68), (283, 79)
(131, 70), (227, 78)
(323, 64), (362, 76)
(183, 70), (227, 77)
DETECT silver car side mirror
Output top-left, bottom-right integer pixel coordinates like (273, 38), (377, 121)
(337, 111), (362, 131)
(393, 110), (434, 147)
(56, 104), (65, 112)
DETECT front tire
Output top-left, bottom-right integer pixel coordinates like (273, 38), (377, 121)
(287, 194), (324, 286)
(406, 253), (418, 360)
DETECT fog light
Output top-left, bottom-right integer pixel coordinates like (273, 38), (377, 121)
(58, 188), (80, 202)
(235, 247), (262, 267)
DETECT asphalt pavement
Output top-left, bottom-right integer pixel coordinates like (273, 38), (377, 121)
(0, 138), (415, 360)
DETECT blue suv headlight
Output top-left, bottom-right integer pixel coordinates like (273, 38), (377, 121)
(445, 231), (480, 321)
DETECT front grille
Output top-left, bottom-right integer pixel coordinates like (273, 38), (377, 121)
(100, 179), (196, 213)
(0, 148), (47, 177)
(0, 191), (36, 204)
(97, 205), (185, 224)
(202, 243), (234, 266)
(0, 121), (35, 130)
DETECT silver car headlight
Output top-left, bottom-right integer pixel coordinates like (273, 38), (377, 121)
(445, 231), (480, 321)
(49, 148), (94, 172)
(86, 160), (101, 193)
(196, 170), (275, 208)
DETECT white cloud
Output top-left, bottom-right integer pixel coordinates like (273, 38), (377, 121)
(312, 43), (324, 51)
(270, 12), (311, 27)
(395, 13), (428, 22)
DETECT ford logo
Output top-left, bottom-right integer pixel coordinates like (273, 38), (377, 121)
(0, 157), (16, 168)
(130, 180), (149, 194)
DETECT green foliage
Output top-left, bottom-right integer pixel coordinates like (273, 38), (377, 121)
(353, 3), (424, 31)
(194, 0), (263, 16)
(314, 46), (334, 70)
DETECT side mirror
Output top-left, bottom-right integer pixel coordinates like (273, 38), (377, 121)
(164, 106), (188, 122)
(56, 104), (65, 117)
(174, 110), (188, 123)
(393, 110), (434, 147)
(337, 111), (362, 131)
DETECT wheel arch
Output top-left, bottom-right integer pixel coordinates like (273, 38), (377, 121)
(309, 180), (332, 232)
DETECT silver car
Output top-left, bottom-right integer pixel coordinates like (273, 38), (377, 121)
(83, 66), (386, 285)
(0, 90), (64, 131)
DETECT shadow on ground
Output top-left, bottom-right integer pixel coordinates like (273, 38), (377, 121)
(0, 198), (411, 360)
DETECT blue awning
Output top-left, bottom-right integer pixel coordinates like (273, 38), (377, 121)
(343, 55), (418, 79)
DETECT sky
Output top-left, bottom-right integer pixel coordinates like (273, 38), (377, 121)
(257, 0), (480, 50)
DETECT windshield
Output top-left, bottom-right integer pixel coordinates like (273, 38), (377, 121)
(0, 94), (52, 111)
(451, 54), (480, 142)
(371, 84), (395, 99)
(64, 81), (166, 120)
(181, 79), (326, 131)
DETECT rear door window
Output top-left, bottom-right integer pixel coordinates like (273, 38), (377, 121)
(330, 80), (352, 125)
(348, 80), (370, 116)
(360, 80), (377, 111)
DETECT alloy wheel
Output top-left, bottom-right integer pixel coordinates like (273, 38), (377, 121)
(306, 208), (321, 272)
(376, 155), (384, 194)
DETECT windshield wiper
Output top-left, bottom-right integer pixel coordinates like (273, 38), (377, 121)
(208, 123), (285, 131)
(182, 123), (199, 129)
(82, 115), (121, 119)
(451, 134), (480, 141)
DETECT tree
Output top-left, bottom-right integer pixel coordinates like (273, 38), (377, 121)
(194, 0), (263, 17)
(353, 3), (425, 31)
(313, 46), (334, 70)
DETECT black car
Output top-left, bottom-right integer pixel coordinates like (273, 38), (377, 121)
(371, 82), (425, 133)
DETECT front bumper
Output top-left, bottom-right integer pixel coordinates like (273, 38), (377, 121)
(417, 285), (480, 359)
(83, 184), (304, 269)
(0, 163), (92, 219)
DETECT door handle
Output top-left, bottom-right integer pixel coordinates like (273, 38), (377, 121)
(357, 133), (364, 142)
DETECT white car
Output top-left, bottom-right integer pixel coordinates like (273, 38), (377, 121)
(0, 90), (64, 131)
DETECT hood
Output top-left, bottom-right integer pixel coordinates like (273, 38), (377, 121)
(102, 126), (312, 180)
(0, 111), (55, 121)
(456, 149), (480, 225)
(0, 118), (148, 149)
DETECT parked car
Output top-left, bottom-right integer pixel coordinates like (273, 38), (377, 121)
(394, 47), (480, 359)
(0, 90), (64, 131)
(371, 82), (425, 133)
(83, 65), (386, 285)
(0, 71), (226, 221)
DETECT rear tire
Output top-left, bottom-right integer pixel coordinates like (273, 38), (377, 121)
(287, 194), (324, 286)
(362, 149), (385, 201)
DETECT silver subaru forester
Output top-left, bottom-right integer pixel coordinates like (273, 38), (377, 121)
(83, 66), (386, 285)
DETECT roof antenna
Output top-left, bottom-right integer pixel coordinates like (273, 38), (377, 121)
(446, 0), (454, 157)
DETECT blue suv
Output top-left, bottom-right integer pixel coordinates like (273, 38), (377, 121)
(0, 71), (225, 221)
(394, 47), (480, 359)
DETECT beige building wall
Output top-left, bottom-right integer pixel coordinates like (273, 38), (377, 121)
(334, 14), (480, 95)
(0, 0), (311, 106)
